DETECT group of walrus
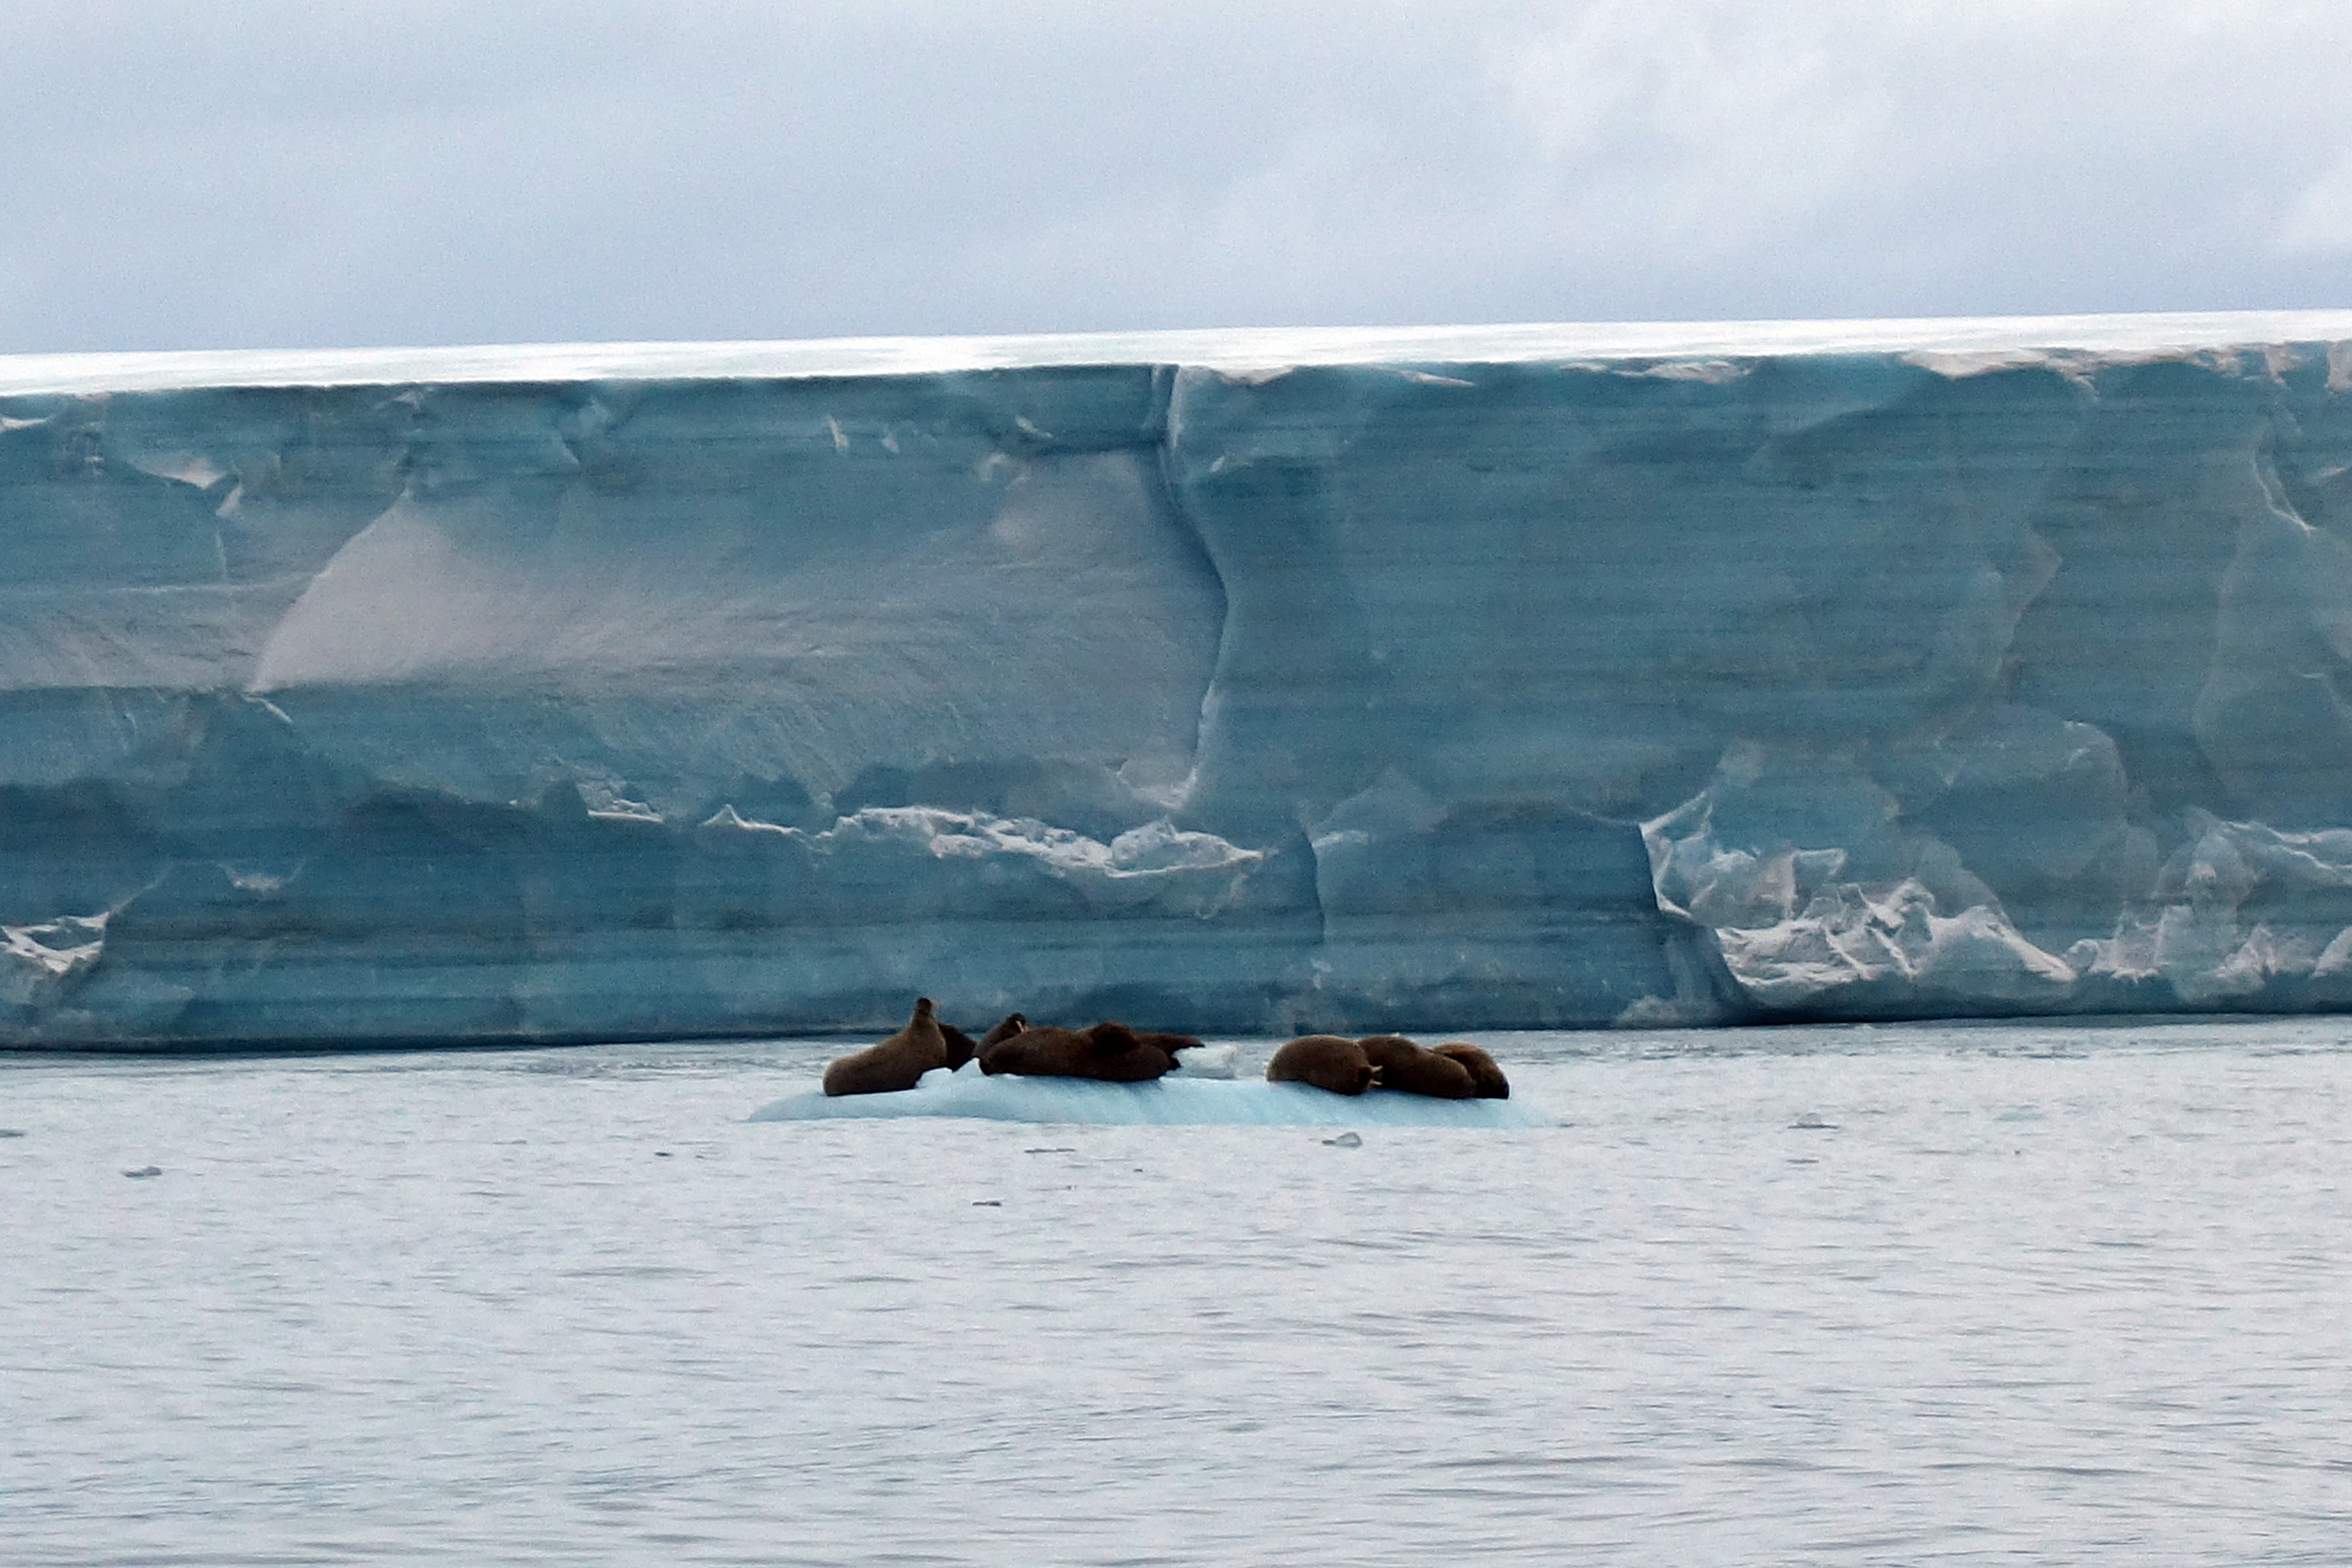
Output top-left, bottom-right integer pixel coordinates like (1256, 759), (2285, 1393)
(1266, 1032), (1509, 1099)
(822, 997), (1509, 1100)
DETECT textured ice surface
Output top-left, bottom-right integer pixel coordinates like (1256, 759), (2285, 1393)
(7, 312), (2352, 1046)
(750, 1061), (1556, 1128)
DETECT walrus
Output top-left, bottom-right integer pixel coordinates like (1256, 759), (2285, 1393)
(979, 1020), (1176, 1081)
(1358, 1034), (1475, 1099)
(978, 1013), (1028, 1050)
(822, 997), (952, 1096)
(939, 1023), (979, 1071)
(1433, 1042), (1510, 1098)
(1093, 1024), (1184, 1080)
(978, 1023), (1081, 1077)
(1265, 1034), (1377, 1096)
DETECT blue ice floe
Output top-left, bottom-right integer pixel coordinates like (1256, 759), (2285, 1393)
(749, 1060), (1556, 1128)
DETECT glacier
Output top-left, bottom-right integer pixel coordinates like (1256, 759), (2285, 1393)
(4, 311), (2352, 1049)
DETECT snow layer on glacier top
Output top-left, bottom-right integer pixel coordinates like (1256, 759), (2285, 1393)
(5, 310), (2351, 396)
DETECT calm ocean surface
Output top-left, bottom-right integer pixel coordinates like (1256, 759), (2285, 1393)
(6, 1017), (2350, 1566)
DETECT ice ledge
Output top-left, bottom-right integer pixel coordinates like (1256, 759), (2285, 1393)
(6, 309), (2351, 396)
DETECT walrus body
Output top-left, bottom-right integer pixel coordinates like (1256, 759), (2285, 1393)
(1266, 1035), (1377, 1096)
(1089, 1025), (1182, 1081)
(978, 1013), (1028, 1050)
(1358, 1035), (1475, 1099)
(1433, 1042), (1510, 1098)
(823, 998), (952, 1096)
(980, 1021), (1176, 1081)
(978, 1025), (1086, 1077)
(938, 1023), (978, 1071)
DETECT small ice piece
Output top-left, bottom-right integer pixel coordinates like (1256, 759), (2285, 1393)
(1169, 1044), (1237, 1078)
(122, 1165), (162, 1178)
(1322, 1131), (1363, 1147)
(1791, 1114), (1837, 1130)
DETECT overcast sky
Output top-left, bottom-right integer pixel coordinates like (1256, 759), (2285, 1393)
(1, 0), (2346, 354)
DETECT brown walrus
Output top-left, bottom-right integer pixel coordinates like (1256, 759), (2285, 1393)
(978, 1023), (1084, 1077)
(1097, 1025), (1185, 1079)
(978, 1013), (1028, 1050)
(1265, 1034), (1377, 1095)
(939, 1023), (979, 1071)
(1358, 1034), (1475, 1099)
(822, 997), (953, 1096)
(1433, 1042), (1510, 1098)
(979, 1020), (1176, 1081)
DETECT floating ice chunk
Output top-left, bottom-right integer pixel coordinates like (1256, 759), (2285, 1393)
(1169, 1044), (1238, 1077)
(750, 1074), (1555, 1128)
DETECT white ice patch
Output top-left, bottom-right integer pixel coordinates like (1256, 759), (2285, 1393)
(1169, 1044), (1238, 1078)
(0, 914), (107, 1009)
(1711, 880), (2075, 1008)
(1617, 359), (1745, 383)
(819, 807), (1264, 916)
(700, 804), (1265, 920)
(1647, 786), (2075, 1010)
(2070, 810), (2352, 1004)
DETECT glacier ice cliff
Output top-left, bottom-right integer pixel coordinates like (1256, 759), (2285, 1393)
(4, 312), (2352, 1047)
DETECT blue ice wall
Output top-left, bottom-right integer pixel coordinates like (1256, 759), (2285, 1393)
(4, 314), (2351, 1047)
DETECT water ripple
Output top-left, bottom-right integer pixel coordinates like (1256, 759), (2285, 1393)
(4, 1017), (2351, 1563)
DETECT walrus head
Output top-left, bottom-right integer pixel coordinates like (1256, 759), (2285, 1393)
(1433, 1042), (1510, 1098)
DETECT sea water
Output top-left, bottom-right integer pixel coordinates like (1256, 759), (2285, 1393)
(5, 1017), (2350, 1565)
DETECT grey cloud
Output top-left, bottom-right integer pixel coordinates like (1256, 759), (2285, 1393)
(0, 0), (2346, 353)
